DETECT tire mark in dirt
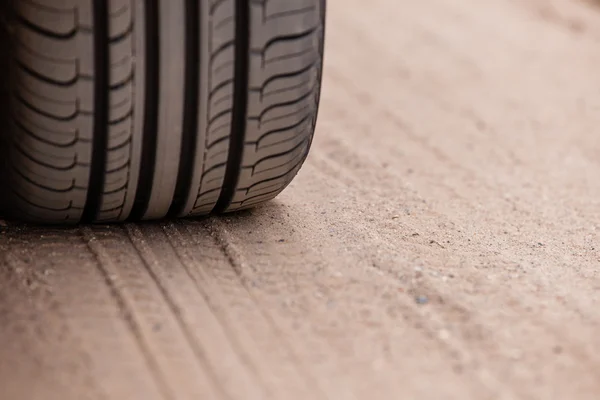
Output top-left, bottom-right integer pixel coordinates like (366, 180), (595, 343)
(198, 199), (502, 398)
(199, 207), (499, 397)
(0, 248), (104, 400)
(124, 222), (268, 400)
(81, 226), (223, 400)
(164, 219), (329, 400)
(0, 225), (165, 400)
(208, 219), (332, 398)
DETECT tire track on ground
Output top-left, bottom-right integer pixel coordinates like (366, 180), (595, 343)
(165, 219), (329, 400)
(81, 225), (223, 400)
(0, 226), (165, 400)
(124, 222), (269, 400)
(0, 251), (103, 400)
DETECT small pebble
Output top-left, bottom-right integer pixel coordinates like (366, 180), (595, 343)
(415, 295), (429, 305)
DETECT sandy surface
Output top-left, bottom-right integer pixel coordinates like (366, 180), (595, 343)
(2, 0), (600, 399)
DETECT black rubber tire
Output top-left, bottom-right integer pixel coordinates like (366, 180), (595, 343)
(1, 0), (325, 223)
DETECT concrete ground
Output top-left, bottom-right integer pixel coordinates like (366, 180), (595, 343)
(2, 0), (600, 399)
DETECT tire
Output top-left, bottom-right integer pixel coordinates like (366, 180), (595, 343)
(1, 0), (325, 223)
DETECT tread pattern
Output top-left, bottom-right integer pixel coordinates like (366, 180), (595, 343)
(1, 0), (325, 223)
(8, 0), (96, 222)
(6, 0), (140, 223)
(225, 0), (325, 212)
(184, 0), (237, 216)
(99, 2), (139, 222)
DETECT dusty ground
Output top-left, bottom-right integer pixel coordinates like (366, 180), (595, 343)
(2, 0), (600, 399)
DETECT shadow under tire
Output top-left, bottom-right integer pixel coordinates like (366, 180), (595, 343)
(2, 0), (325, 224)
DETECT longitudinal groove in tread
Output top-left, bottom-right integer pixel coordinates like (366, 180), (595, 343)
(175, 0), (235, 216)
(212, 0), (249, 214)
(168, 0), (200, 217)
(129, 0), (158, 221)
(137, 0), (186, 221)
(181, 0), (325, 217)
(2, 0), (325, 223)
(221, 0), (325, 213)
(81, 0), (109, 223)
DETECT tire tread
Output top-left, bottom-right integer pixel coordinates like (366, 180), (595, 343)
(2, 0), (325, 223)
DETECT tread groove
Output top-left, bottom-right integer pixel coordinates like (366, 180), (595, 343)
(256, 26), (318, 56)
(9, 186), (74, 212)
(9, 163), (76, 193)
(248, 136), (309, 172)
(15, 92), (80, 121)
(16, 13), (78, 39)
(214, 0), (249, 213)
(16, 59), (79, 86)
(11, 113), (79, 148)
(250, 59), (318, 96)
(11, 138), (80, 170)
(129, 0), (159, 220)
(169, 0), (200, 216)
(240, 156), (306, 192)
(82, 0), (109, 223)
(252, 113), (310, 148)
